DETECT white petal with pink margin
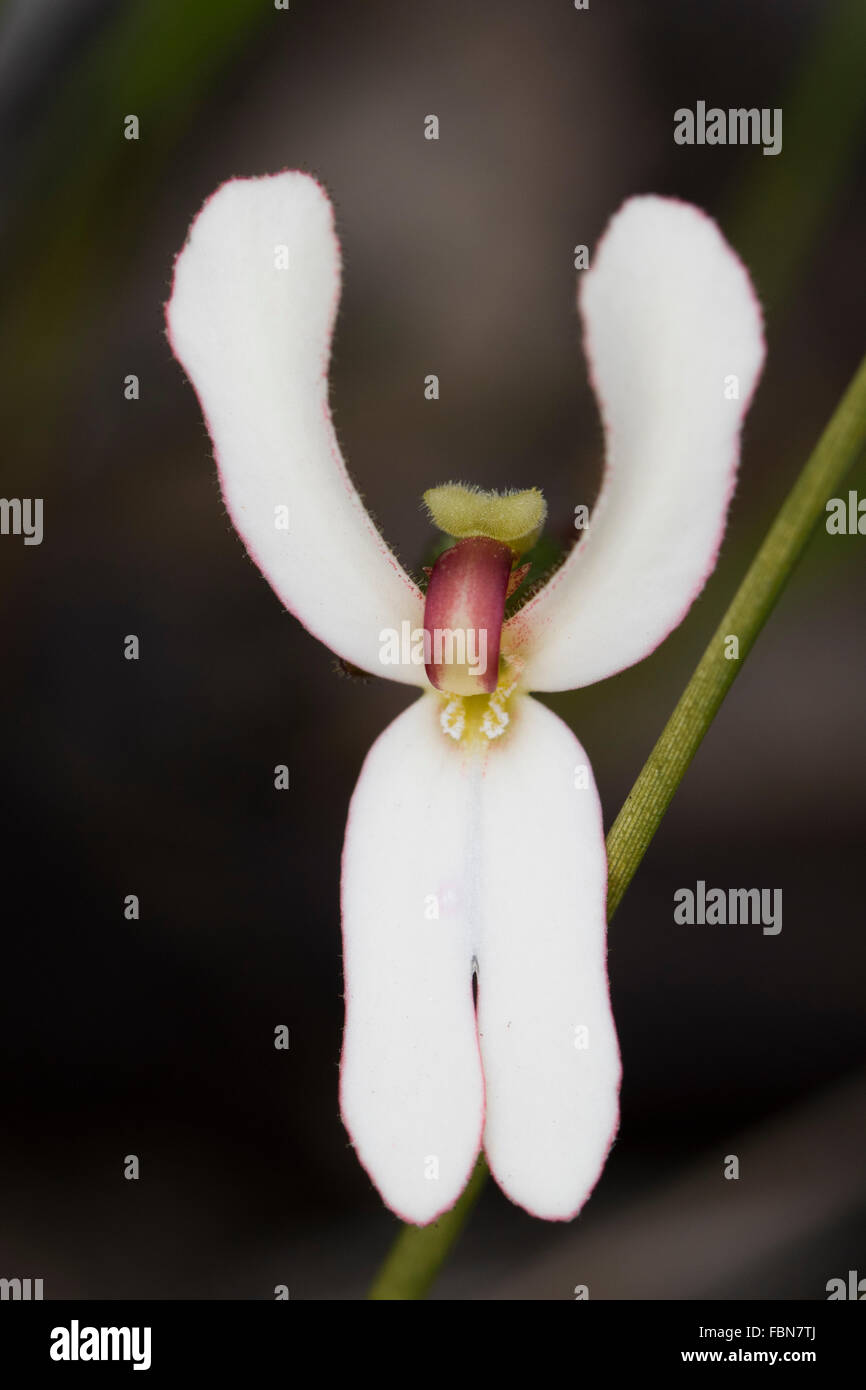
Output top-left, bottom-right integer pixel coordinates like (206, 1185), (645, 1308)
(506, 196), (765, 692)
(167, 173), (424, 684)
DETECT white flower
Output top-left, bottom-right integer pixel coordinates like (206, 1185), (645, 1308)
(167, 173), (764, 1225)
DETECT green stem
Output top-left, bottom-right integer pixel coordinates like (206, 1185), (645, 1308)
(368, 350), (866, 1300)
(607, 351), (866, 915)
(368, 1153), (489, 1301)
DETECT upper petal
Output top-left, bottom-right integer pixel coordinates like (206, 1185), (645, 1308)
(340, 695), (485, 1225)
(167, 172), (425, 683)
(506, 195), (765, 692)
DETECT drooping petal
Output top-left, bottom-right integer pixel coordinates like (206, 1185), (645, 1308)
(506, 195), (765, 692)
(167, 172), (425, 683)
(476, 696), (620, 1219)
(340, 696), (485, 1224)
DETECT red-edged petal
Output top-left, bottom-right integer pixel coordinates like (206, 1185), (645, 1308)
(167, 172), (425, 684)
(506, 196), (765, 692)
(340, 696), (485, 1225)
(477, 697), (620, 1218)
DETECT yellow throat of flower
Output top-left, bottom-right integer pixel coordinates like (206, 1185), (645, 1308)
(438, 668), (521, 745)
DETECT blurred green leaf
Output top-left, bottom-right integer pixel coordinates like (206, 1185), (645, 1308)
(1, 0), (271, 407)
(728, 0), (866, 311)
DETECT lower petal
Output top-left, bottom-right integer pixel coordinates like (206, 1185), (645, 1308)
(477, 696), (620, 1219)
(340, 696), (485, 1225)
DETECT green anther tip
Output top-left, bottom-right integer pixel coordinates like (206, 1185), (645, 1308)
(422, 483), (547, 557)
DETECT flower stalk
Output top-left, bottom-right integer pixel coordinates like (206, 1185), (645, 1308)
(369, 350), (866, 1301)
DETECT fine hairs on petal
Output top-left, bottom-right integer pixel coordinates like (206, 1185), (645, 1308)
(168, 175), (764, 1229)
(505, 195), (765, 692)
(166, 171), (426, 687)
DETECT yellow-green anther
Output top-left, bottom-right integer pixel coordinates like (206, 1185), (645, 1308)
(422, 483), (547, 557)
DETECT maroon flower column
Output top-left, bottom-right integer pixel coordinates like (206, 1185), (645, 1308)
(423, 536), (513, 695)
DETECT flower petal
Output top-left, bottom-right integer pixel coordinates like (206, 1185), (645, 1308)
(167, 172), (425, 683)
(506, 195), (765, 692)
(477, 696), (620, 1219)
(340, 696), (485, 1224)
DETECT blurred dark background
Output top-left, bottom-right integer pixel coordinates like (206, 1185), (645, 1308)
(0, 0), (864, 1299)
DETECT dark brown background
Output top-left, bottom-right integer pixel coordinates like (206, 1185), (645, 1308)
(0, 0), (863, 1298)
